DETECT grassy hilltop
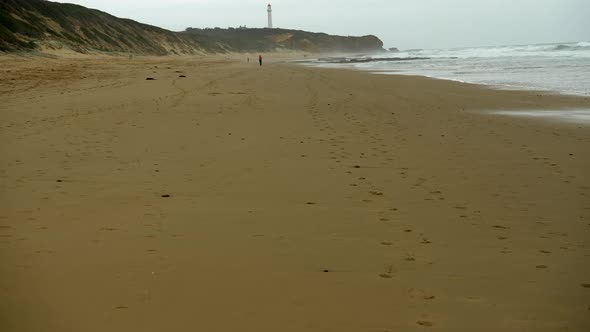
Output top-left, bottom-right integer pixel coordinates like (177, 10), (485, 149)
(182, 27), (384, 53)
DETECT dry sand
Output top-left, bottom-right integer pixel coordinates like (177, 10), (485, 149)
(1, 54), (590, 331)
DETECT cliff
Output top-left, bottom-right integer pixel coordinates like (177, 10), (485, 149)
(0, 0), (384, 55)
(0, 0), (209, 54)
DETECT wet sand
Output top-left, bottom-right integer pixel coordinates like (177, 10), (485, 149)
(1, 55), (590, 331)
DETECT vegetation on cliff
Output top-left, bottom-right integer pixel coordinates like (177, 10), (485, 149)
(183, 27), (384, 53)
(0, 0), (384, 55)
(0, 0), (205, 54)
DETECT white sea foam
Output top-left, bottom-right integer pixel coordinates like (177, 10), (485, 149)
(491, 110), (590, 125)
(396, 42), (590, 59)
(299, 41), (590, 96)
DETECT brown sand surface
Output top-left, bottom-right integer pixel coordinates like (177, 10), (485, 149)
(1, 55), (590, 331)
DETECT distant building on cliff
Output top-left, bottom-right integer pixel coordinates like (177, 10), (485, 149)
(267, 4), (273, 29)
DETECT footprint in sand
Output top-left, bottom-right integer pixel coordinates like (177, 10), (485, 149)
(381, 242), (393, 246)
(581, 283), (590, 288)
(493, 225), (510, 229)
(536, 265), (548, 269)
(379, 274), (392, 279)
(416, 321), (434, 327)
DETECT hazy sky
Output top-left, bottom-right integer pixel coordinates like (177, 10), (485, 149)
(59, 0), (589, 49)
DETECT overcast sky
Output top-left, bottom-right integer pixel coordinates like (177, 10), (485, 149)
(59, 0), (589, 49)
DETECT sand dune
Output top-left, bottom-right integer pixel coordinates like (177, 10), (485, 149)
(1, 55), (589, 331)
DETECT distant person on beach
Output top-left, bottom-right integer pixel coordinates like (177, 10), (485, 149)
(259, 55), (263, 66)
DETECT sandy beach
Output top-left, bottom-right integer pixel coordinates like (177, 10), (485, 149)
(1, 54), (589, 331)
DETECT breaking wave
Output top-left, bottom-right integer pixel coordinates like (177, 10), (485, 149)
(296, 41), (590, 96)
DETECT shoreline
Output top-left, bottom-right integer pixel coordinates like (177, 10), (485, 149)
(296, 42), (590, 98)
(300, 61), (590, 98)
(1, 56), (590, 331)
(375, 71), (590, 98)
(287, 61), (590, 104)
(291, 62), (590, 126)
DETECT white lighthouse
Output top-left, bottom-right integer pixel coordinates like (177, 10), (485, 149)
(267, 3), (273, 29)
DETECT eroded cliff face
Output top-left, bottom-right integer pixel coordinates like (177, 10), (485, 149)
(0, 0), (384, 55)
(0, 0), (208, 54)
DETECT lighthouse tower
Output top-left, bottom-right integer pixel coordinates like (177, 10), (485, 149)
(267, 3), (273, 29)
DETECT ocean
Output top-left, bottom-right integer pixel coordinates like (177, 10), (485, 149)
(298, 41), (590, 97)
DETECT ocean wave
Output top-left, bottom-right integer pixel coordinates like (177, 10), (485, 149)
(296, 41), (590, 96)
(317, 56), (430, 64)
(552, 42), (590, 51)
(389, 41), (590, 59)
(502, 66), (544, 70)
